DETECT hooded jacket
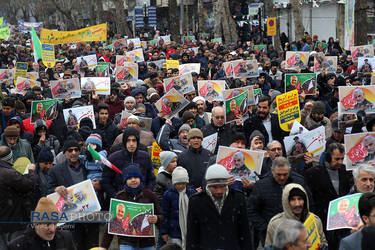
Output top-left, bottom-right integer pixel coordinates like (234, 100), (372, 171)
(265, 183), (327, 246)
(0, 134), (35, 163)
(102, 127), (156, 198)
(31, 119), (60, 160)
(7, 116), (33, 142)
(131, 88), (157, 119)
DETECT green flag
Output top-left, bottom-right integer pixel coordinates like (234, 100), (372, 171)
(31, 26), (42, 63)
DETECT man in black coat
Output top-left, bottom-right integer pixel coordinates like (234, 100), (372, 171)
(304, 142), (352, 249)
(95, 103), (119, 151)
(247, 156), (314, 247)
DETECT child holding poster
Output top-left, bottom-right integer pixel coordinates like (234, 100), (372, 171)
(100, 164), (163, 249)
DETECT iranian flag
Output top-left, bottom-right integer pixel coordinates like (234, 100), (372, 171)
(88, 145), (122, 174)
(31, 26), (42, 63)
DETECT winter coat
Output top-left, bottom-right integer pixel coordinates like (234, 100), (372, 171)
(95, 117), (119, 151)
(100, 189), (163, 249)
(47, 103), (68, 146)
(304, 115), (332, 140)
(153, 170), (173, 204)
(152, 117), (182, 142)
(0, 134), (35, 163)
(91, 97), (124, 121)
(177, 147), (214, 188)
(160, 185), (197, 239)
(31, 119), (60, 160)
(265, 183), (327, 246)
(156, 123), (187, 155)
(7, 116), (33, 142)
(102, 127), (156, 198)
(85, 150), (106, 181)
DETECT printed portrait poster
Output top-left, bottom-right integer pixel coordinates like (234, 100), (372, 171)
(289, 120), (308, 136)
(225, 90), (248, 124)
(314, 53), (336, 73)
(111, 38), (127, 48)
(0, 69), (15, 83)
(26, 72), (39, 81)
(108, 199), (155, 237)
(357, 57), (375, 78)
(223, 62), (234, 77)
(344, 132), (375, 170)
(96, 62), (110, 77)
(183, 36), (196, 45)
(163, 72), (194, 95)
(140, 41), (147, 49)
(314, 41), (329, 52)
(276, 90), (301, 131)
(285, 73), (317, 95)
(216, 146), (264, 182)
(158, 35), (171, 45)
(116, 65), (139, 85)
(285, 52), (309, 70)
(155, 88), (189, 119)
(202, 132), (218, 153)
(148, 59), (166, 71)
(149, 39), (158, 48)
(350, 45), (374, 61)
(63, 105), (96, 129)
(15, 77), (40, 94)
(211, 38), (222, 44)
(222, 86), (255, 105)
(284, 126), (325, 163)
(304, 213), (321, 250)
(179, 63), (201, 75)
(232, 60), (259, 78)
(81, 77), (111, 95)
(139, 117), (152, 132)
(339, 86), (375, 114)
(126, 49), (145, 63)
(51, 78), (81, 99)
(120, 111), (131, 126)
(253, 88), (262, 104)
(127, 38), (141, 48)
(251, 45), (267, 54)
(327, 193), (363, 231)
(198, 80), (225, 101)
(30, 99), (58, 124)
(116, 55), (135, 66)
(47, 179), (101, 225)
(75, 55), (97, 71)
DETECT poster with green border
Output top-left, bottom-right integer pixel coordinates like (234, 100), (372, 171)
(30, 99), (58, 124)
(96, 63), (110, 77)
(225, 90), (248, 124)
(251, 45), (267, 54)
(285, 73), (317, 95)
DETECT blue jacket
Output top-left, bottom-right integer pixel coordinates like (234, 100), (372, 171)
(160, 185), (196, 239)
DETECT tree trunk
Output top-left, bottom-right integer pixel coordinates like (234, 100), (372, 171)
(197, 0), (205, 33)
(213, 0), (222, 39)
(214, 0), (237, 44)
(223, 0), (238, 44)
(354, 0), (367, 45)
(169, 0), (180, 42)
(290, 0), (304, 41)
(113, 0), (132, 37)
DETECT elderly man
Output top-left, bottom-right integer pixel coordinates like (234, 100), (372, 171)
(351, 164), (375, 193)
(108, 203), (126, 234)
(303, 101), (332, 140)
(353, 88), (372, 108)
(261, 141), (284, 175)
(248, 156), (314, 247)
(0, 126), (35, 163)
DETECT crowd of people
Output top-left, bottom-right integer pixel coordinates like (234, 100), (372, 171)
(1, 27), (375, 250)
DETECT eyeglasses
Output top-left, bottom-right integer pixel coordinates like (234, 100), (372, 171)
(214, 116), (225, 120)
(67, 148), (80, 153)
(269, 148), (282, 152)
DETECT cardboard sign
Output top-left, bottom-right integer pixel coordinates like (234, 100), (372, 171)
(15, 62), (28, 83)
(350, 45), (374, 61)
(314, 56), (337, 73)
(327, 193), (362, 230)
(225, 90), (248, 124)
(15, 77), (40, 94)
(116, 65), (138, 84)
(179, 63), (200, 75)
(75, 55), (97, 71)
(163, 72), (195, 95)
(41, 44), (55, 68)
(202, 133), (218, 153)
(285, 52), (309, 70)
(63, 105), (96, 129)
(166, 60), (179, 69)
(232, 60), (259, 78)
(304, 213), (322, 250)
(155, 88), (189, 119)
(276, 90), (301, 131)
(198, 80), (225, 101)
(126, 49), (144, 63)
(81, 77), (110, 95)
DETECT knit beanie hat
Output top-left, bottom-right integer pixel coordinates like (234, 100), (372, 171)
(122, 163), (143, 183)
(127, 115), (140, 125)
(78, 126), (93, 141)
(62, 138), (80, 153)
(38, 147), (54, 163)
(182, 111), (195, 124)
(205, 164), (229, 187)
(187, 128), (203, 141)
(172, 166), (189, 184)
(79, 117), (94, 130)
(178, 124), (191, 135)
(311, 101), (326, 114)
(288, 187), (307, 202)
(4, 126), (20, 138)
(271, 90), (282, 102)
(160, 151), (177, 169)
(229, 133), (246, 145)
(15, 100), (26, 111)
(124, 96), (136, 104)
(86, 134), (102, 148)
(249, 130), (266, 146)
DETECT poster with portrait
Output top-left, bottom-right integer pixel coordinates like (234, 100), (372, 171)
(339, 86), (375, 114)
(120, 111), (131, 126)
(148, 59), (166, 71)
(179, 63), (201, 75)
(289, 120), (308, 136)
(357, 57), (375, 78)
(47, 179), (101, 225)
(51, 78), (81, 99)
(126, 49), (144, 63)
(108, 199), (155, 237)
(111, 38), (127, 48)
(127, 38), (141, 48)
(251, 45), (267, 54)
(223, 62), (233, 77)
(276, 90), (301, 131)
(344, 132), (375, 170)
(26, 72), (39, 81)
(223, 86), (255, 105)
(63, 105), (96, 129)
(253, 88), (262, 104)
(216, 146), (264, 182)
(183, 36), (196, 45)
(314, 54), (337, 73)
(0, 69), (15, 84)
(285, 52), (309, 70)
(30, 99), (58, 123)
(75, 54), (97, 71)
(327, 193), (362, 230)
(314, 41), (329, 52)
(202, 133), (218, 153)
(80, 77), (111, 95)
(232, 60), (259, 78)
(350, 45), (374, 61)
(285, 73), (317, 95)
(211, 38), (222, 44)
(163, 72), (194, 95)
(96, 62), (110, 77)
(198, 80), (225, 101)
(116, 55), (135, 66)
(158, 35), (171, 45)
(155, 88), (189, 119)
(283, 126), (325, 164)
(116, 65), (139, 85)
(225, 90), (248, 124)
(139, 117), (152, 132)
(15, 77), (40, 94)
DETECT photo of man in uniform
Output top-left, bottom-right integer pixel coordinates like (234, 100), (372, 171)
(293, 53), (305, 68)
(109, 203), (126, 234)
(226, 99), (236, 122)
(363, 135), (375, 161)
(205, 82), (219, 98)
(286, 75), (299, 92)
(353, 88), (372, 108)
(32, 102), (44, 122)
(328, 199), (360, 229)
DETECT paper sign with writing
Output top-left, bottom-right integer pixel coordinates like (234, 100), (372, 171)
(127, 38), (141, 48)
(158, 35), (171, 45)
(285, 73), (317, 95)
(81, 77), (110, 95)
(276, 90), (301, 131)
(63, 105), (96, 129)
(344, 132), (375, 170)
(198, 80), (225, 101)
(75, 55), (97, 71)
(327, 193), (362, 230)
(155, 88), (189, 119)
(0, 26), (10, 39)
(0, 69), (14, 83)
(96, 63), (110, 77)
(339, 86), (375, 114)
(202, 133), (218, 153)
(285, 52), (309, 70)
(116, 55), (135, 66)
(41, 44), (55, 68)
(116, 65), (138, 84)
(232, 60), (259, 78)
(126, 49), (144, 63)
(304, 213), (321, 250)
(13, 157), (31, 175)
(179, 63), (200, 75)
(163, 72), (194, 95)
(166, 60), (179, 70)
(15, 77), (40, 94)
(31, 99), (58, 123)
(15, 62), (28, 83)
(314, 55), (337, 73)
(350, 45), (374, 61)
(51, 78), (81, 99)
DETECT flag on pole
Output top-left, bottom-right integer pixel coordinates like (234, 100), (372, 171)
(88, 145), (122, 174)
(31, 26), (42, 63)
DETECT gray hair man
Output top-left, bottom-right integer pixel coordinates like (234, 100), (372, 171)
(262, 140), (284, 175)
(352, 164), (375, 193)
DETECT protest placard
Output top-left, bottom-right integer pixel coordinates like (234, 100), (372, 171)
(183, 36), (195, 45)
(13, 157), (31, 175)
(350, 45), (374, 61)
(148, 59), (166, 71)
(30, 99), (58, 123)
(285, 73), (317, 95)
(163, 72), (194, 95)
(344, 132), (375, 170)
(327, 193), (362, 231)
(166, 60), (179, 69)
(216, 146), (264, 182)
(314, 56), (337, 73)
(198, 80), (225, 101)
(276, 90), (301, 131)
(225, 90), (248, 124)
(63, 105), (96, 129)
(40, 23), (107, 44)
(47, 179), (101, 225)
(289, 120), (308, 136)
(116, 65), (138, 85)
(151, 142), (162, 176)
(202, 133), (218, 153)
(253, 88), (262, 104)
(284, 126), (325, 163)
(96, 62), (110, 77)
(232, 60), (259, 78)
(285, 52), (309, 70)
(223, 86), (255, 105)
(15, 77), (40, 94)
(120, 111), (131, 126)
(223, 62), (233, 77)
(127, 38), (141, 48)
(158, 35), (171, 45)
(199, 33), (209, 41)
(149, 39), (158, 48)
(0, 69), (14, 83)
(51, 78), (81, 99)
(116, 55), (135, 66)
(81, 77), (110, 95)
(75, 55), (97, 71)
(141, 41), (147, 49)
(26, 72), (39, 81)
(304, 213), (321, 250)
(155, 88), (189, 119)
(211, 38), (222, 44)
(357, 57), (375, 78)
(126, 49), (144, 63)
(15, 62), (28, 83)
(41, 44), (55, 68)
(110, 38), (127, 49)
(139, 117), (152, 132)
(108, 199), (155, 237)
(314, 41), (328, 52)
(0, 26), (10, 39)
(339, 86), (375, 114)
(179, 63), (201, 75)
(251, 45), (267, 54)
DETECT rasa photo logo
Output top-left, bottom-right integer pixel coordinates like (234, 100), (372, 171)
(31, 211), (69, 223)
